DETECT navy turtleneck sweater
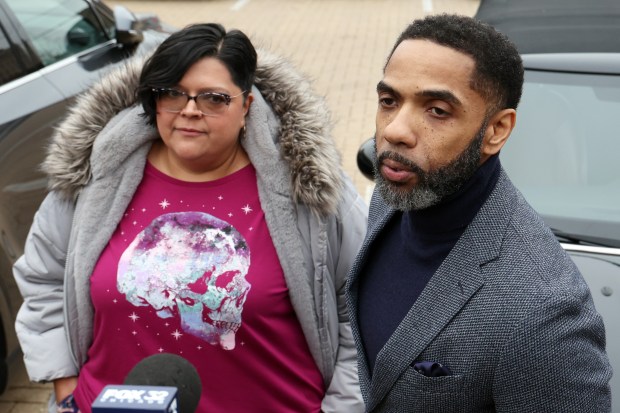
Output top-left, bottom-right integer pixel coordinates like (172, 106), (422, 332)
(358, 154), (501, 374)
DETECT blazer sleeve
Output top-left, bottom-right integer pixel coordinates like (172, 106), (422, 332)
(321, 179), (367, 413)
(13, 191), (79, 382)
(492, 289), (612, 412)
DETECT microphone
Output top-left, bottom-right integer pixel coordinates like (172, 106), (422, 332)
(92, 353), (202, 412)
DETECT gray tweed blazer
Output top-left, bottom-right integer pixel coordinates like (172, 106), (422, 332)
(346, 168), (612, 412)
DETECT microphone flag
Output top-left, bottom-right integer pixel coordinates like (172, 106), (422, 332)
(91, 384), (178, 412)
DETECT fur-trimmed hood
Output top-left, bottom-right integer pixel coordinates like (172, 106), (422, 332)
(42, 46), (344, 216)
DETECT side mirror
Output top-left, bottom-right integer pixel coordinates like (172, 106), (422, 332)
(67, 25), (92, 47)
(114, 5), (144, 46)
(357, 137), (376, 181)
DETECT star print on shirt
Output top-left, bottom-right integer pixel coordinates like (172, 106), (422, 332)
(109, 167), (263, 356)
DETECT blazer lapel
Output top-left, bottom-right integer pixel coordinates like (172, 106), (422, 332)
(346, 202), (397, 400)
(367, 249), (484, 410)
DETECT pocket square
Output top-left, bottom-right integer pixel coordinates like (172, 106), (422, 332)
(413, 361), (452, 377)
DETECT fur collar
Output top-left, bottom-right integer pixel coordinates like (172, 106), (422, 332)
(43, 47), (343, 216)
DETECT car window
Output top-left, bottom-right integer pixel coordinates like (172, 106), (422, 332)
(0, 27), (25, 85)
(5, 0), (109, 66)
(501, 69), (620, 244)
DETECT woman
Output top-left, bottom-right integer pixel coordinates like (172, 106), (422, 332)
(14, 23), (366, 413)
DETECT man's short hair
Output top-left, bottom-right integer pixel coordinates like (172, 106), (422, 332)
(387, 14), (524, 114)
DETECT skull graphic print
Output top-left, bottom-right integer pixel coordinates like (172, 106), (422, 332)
(117, 212), (251, 350)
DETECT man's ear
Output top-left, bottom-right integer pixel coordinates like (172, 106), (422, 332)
(482, 108), (516, 157)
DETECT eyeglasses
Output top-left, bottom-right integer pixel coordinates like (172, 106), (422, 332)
(152, 88), (246, 116)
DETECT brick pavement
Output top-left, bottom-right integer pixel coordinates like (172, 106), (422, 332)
(0, 0), (479, 411)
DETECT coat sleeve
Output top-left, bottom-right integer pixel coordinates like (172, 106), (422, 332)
(321, 179), (368, 412)
(13, 191), (79, 382)
(492, 288), (612, 412)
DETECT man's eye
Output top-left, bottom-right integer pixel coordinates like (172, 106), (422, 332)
(379, 97), (397, 107)
(429, 107), (449, 116)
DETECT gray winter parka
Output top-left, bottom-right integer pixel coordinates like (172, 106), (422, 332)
(13, 47), (367, 412)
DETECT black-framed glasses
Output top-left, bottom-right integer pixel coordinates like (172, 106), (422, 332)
(152, 88), (246, 116)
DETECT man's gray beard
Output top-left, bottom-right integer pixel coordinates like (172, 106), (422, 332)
(374, 122), (487, 211)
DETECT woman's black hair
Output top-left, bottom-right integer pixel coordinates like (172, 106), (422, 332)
(137, 23), (257, 126)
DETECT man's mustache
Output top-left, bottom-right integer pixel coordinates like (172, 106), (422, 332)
(376, 150), (425, 177)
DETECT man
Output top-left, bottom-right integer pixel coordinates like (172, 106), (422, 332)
(346, 14), (612, 412)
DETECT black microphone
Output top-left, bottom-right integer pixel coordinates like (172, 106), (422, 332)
(92, 353), (202, 412)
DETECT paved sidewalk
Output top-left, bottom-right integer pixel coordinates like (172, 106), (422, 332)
(0, 0), (479, 411)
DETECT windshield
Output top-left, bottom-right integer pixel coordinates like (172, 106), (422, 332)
(501, 68), (620, 247)
(6, 0), (113, 66)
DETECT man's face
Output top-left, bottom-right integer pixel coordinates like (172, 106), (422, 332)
(374, 39), (491, 210)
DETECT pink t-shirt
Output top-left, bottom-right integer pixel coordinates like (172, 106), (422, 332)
(73, 162), (324, 412)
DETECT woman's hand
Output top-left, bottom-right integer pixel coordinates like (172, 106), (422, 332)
(53, 376), (78, 404)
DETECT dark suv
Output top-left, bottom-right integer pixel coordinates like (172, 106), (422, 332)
(0, 0), (170, 394)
